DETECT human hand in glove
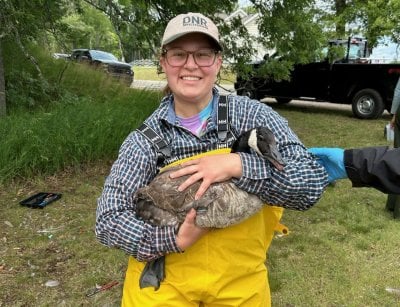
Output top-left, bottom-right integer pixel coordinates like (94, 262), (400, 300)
(308, 147), (347, 183)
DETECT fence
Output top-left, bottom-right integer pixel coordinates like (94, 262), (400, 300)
(128, 49), (157, 66)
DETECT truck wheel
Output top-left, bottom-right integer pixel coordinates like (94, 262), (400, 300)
(351, 88), (385, 119)
(239, 88), (259, 100)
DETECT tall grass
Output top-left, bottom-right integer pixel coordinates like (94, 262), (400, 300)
(1, 42), (161, 182)
(0, 90), (159, 182)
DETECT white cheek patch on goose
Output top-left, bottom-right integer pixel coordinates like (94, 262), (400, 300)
(248, 129), (263, 156)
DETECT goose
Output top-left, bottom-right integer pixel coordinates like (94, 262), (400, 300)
(135, 126), (285, 229)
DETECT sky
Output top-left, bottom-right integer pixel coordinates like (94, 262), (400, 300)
(370, 40), (400, 63)
(239, 0), (251, 6)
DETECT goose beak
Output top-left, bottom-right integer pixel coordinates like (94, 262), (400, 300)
(264, 145), (286, 171)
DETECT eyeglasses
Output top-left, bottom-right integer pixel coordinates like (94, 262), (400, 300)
(162, 48), (220, 67)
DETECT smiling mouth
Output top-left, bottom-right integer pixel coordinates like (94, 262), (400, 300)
(181, 76), (201, 81)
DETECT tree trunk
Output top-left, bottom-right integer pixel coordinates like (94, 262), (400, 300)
(335, 0), (346, 38)
(0, 39), (6, 117)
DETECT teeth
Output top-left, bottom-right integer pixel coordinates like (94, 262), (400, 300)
(182, 76), (200, 81)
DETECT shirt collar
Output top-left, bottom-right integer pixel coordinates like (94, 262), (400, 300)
(163, 87), (221, 126)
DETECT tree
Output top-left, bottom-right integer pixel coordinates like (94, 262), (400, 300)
(0, 0), (74, 114)
(81, 0), (252, 64)
(2, 0), (400, 115)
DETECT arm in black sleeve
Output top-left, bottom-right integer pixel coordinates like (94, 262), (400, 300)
(344, 146), (400, 194)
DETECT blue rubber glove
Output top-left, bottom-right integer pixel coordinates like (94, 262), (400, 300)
(308, 147), (347, 183)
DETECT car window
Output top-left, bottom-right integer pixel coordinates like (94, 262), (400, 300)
(89, 50), (118, 61)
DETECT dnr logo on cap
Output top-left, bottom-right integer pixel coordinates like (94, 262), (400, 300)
(182, 16), (208, 29)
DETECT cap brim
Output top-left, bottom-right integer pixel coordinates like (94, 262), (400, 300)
(162, 31), (223, 50)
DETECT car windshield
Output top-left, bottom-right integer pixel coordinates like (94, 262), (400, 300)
(90, 50), (118, 61)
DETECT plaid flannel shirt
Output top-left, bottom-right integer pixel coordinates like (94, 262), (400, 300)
(96, 88), (328, 261)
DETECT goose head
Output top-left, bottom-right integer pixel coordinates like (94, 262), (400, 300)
(231, 127), (286, 171)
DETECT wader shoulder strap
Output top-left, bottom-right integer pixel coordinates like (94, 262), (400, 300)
(136, 123), (174, 168)
(136, 95), (233, 166)
(136, 123), (171, 157)
(217, 95), (229, 148)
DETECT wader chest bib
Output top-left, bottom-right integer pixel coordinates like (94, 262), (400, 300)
(122, 96), (286, 306)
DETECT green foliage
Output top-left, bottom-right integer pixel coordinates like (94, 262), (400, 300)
(3, 0), (400, 94)
(60, 2), (120, 54)
(0, 42), (160, 182)
(0, 0), (70, 43)
(0, 89), (158, 182)
(3, 41), (64, 111)
(0, 88), (159, 182)
(6, 70), (62, 110)
(327, 44), (346, 63)
(253, 0), (326, 66)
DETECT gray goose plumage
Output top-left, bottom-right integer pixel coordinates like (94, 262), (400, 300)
(135, 126), (285, 229)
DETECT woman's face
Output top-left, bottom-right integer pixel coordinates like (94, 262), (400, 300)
(160, 33), (222, 106)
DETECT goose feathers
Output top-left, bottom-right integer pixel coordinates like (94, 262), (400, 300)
(135, 127), (285, 228)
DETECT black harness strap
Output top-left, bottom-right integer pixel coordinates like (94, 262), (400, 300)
(136, 123), (176, 167)
(216, 95), (229, 148)
(137, 95), (234, 167)
(137, 123), (171, 157)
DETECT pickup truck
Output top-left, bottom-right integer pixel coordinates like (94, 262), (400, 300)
(70, 49), (134, 86)
(235, 38), (400, 119)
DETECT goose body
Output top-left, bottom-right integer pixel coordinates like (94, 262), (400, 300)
(135, 127), (285, 228)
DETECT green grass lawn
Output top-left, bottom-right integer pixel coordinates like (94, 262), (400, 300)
(1, 93), (399, 305)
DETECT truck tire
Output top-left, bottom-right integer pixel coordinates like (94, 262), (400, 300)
(351, 88), (385, 119)
(238, 87), (259, 100)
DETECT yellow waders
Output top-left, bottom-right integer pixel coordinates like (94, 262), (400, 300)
(122, 149), (286, 307)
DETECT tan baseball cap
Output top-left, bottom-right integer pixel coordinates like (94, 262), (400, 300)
(162, 12), (222, 50)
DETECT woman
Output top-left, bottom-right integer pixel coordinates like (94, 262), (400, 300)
(96, 12), (327, 306)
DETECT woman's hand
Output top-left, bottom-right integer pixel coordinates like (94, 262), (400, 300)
(169, 153), (242, 200)
(176, 209), (209, 250)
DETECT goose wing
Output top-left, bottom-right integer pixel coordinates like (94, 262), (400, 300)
(135, 166), (223, 226)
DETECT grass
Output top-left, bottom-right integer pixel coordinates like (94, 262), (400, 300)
(0, 162), (126, 306)
(1, 42), (399, 305)
(0, 89), (160, 182)
(265, 102), (399, 306)
(1, 98), (399, 306)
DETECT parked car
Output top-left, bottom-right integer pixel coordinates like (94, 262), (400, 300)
(70, 49), (134, 86)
